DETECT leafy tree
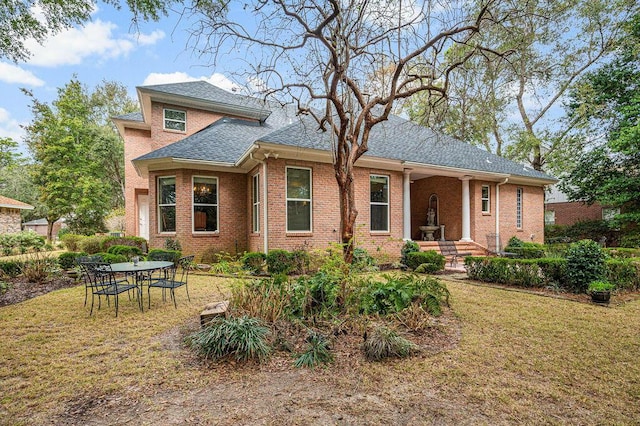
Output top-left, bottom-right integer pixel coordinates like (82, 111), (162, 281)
(185, 0), (513, 261)
(22, 78), (136, 239)
(406, 0), (635, 173)
(561, 13), (640, 228)
(0, 0), (176, 62)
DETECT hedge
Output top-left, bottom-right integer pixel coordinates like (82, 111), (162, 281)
(465, 257), (563, 288)
(406, 251), (445, 272)
(465, 256), (639, 292)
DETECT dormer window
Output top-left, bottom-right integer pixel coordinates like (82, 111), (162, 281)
(164, 108), (186, 132)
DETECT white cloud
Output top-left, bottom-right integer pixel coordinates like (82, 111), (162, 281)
(0, 107), (26, 142)
(25, 20), (164, 67)
(142, 72), (241, 92)
(129, 29), (165, 46)
(0, 62), (45, 86)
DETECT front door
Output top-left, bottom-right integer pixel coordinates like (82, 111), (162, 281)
(138, 194), (149, 240)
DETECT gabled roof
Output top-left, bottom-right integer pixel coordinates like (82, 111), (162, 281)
(137, 80), (272, 122)
(0, 195), (34, 210)
(135, 102), (297, 165)
(130, 81), (556, 184)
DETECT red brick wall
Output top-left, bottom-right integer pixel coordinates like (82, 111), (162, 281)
(545, 202), (603, 226)
(123, 102), (228, 238)
(263, 158), (404, 260)
(491, 184), (545, 245)
(148, 169), (248, 260)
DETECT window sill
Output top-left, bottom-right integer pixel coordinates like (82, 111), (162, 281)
(192, 231), (219, 237)
(370, 231), (391, 236)
(482, 212), (491, 216)
(286, 232), (313, 237)
(163, 128), (186, 134)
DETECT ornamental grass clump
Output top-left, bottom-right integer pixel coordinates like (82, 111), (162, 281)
(187, 316), (270, 362)
(294, 331), (334, 368)
(363, 326), (419, 361)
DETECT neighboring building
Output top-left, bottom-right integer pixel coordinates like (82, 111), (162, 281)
(0, 195), (34, 234)
(22, 218), (66, 240)
(114, 81), (557, 260)
(545, 185), (618, 226)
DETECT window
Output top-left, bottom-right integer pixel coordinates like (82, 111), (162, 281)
(252, 174), (260, 233)
(158, 176), (176, 232)
(286, 167), (311, 232)
(602, 207), (620, 222)
(545, 210), (556, 225)
(516, 187), (523, 229)
(163, 108), (186, 132)
(193, 176), (218, 232)
(370, 175), (389, 232)
(481, 185), (490, 213)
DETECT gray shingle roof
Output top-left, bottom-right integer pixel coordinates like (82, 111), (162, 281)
(135, 103), (297, 164)
(132, 81), (555, 182)
(139, 80), (270, 114)
(260, 114), (554, 181)
(113, 111), (143, 122)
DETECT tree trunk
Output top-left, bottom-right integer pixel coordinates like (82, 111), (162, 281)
(46, 221), (54, 243)
(336, 165), (358, 264)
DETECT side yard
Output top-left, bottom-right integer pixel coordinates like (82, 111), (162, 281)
(0, 274), (639, 425)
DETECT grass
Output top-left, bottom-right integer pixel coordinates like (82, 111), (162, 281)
(1, 274), (639, 424)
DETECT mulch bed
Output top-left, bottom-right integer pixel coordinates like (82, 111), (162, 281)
(0, 275), (79, 307)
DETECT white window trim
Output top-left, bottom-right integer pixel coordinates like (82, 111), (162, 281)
(158, 176), (176, 234)
(163, 108), (186, 132)
(516, 187), (523, 229)
(252, 173), (260, 233)
(285, 166), (313, 233)
(481, 185), (491, 214)
(370, 174), (390, 232)
(192, 176), (219, 233)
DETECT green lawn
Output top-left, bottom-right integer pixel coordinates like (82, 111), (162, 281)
(1, 274), (638, 424)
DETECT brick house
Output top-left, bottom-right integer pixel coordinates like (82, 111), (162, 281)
(0, 195), (34, 234)
(114, 81), (557, 260)
(545, 185), (617, 226)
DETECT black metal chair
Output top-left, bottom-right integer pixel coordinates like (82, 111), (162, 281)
(147, 255), (194, 308)
(76, 255), (104, 307)
(81, 261), (139, 317)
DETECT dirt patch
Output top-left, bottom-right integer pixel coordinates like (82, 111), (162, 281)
(0, 275), (79, 307)
(52, 308), (466, 425)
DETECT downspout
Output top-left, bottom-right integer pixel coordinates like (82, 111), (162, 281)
(250, 152), (269, 253)
(262, 159), (268, 253)
(495, 177), (509, 249)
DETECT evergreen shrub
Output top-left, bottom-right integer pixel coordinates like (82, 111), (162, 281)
(565, 239), (607, 293)
(241, 252), (266, 274)
(405, 250), (445, 271)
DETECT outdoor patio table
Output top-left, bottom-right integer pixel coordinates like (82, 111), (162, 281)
(110, 261), (174, 311)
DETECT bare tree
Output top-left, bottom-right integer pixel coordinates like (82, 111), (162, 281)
(406, 0), (636, 173)
(186, 0), (505, 261)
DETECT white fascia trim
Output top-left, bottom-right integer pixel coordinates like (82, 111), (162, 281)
(0, 203), (34, 210)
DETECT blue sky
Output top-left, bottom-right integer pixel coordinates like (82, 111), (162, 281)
(0, 4), (243, 153)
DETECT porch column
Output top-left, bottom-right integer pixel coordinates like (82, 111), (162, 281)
(403, 169), (412, 240)
(460, 175), (472, 242)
